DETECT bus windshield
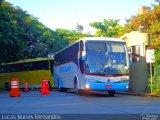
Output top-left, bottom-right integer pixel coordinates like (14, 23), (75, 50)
(85, 41), (129, 75)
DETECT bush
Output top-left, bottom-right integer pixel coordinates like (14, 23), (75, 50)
(149, 47), (160, 94)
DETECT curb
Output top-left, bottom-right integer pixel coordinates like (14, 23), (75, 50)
(117, 91), (160, 97)
(142, 93), (160, 97)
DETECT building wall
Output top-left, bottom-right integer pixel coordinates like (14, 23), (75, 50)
(120, 31), (150, 93)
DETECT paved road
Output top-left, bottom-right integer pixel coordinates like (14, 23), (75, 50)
(0, 90), (160, 120)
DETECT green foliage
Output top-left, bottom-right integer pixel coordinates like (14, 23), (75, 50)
(153, 47), (160, 93)
(148, 64), (160, 94)
(0, 0), (70, 64)
(56, 29), (90, 44)
(0, 0), (92, 64)
(0, 1), (23, 63)
(89, 19), (125, 37)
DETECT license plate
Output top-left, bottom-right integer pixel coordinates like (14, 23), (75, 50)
(105, 86), (112, 89)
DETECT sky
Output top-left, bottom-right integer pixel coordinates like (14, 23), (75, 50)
(6, 0), (156, 34)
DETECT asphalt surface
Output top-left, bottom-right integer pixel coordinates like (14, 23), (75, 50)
(0, 90), (160, 120)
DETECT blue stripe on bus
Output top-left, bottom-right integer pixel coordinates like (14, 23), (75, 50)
(87, 82), (129, 91)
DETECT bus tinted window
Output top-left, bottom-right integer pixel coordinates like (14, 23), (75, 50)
(54, 42), (80, 66)
(0, 60), (50, 73)
(86, 41), (106, 51)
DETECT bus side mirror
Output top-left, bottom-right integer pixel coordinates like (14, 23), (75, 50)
(82, 51), (86, 61)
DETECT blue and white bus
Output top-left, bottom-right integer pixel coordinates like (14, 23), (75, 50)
(54, 37), (129, 96)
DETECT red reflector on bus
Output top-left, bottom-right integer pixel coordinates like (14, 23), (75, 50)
(105, 86), (112, 89)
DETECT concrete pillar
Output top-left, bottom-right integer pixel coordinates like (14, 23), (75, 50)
(129, 57), (148, 93)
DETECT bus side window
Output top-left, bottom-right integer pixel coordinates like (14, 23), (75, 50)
(79, 41), (85, 73)
(74, 42), (79, 65)
(0, 66), (5, 73)
(6, 65), (10, 72)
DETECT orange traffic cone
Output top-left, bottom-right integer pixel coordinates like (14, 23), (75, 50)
(40, 79), (50, 95)
(23, 81), (29, 92)
(10, 78), (21, 97)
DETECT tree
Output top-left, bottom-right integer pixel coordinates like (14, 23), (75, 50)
(56, 29), (90, 44)
(76, 23), (84, 33)
(0, 0), (64, 63)
(0, 1), (25, 63)
(89, 19), (125, 37)
(124, 4), (160, 49)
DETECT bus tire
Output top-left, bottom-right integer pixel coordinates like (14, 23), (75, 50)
(58, 84), (63, 92)
(74, 79), (83, 95)
(77, 89), (84, 95)
(59, 87), (67, 92)
(48, 81), (52, 91)
(58, 79), (67, 92)
(108, 90), (115, 97)
(5, 82), (10, 91)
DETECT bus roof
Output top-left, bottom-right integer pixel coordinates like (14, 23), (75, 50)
(79, 37), (125, 42)
(54, 37), (125, 55)
(1, 58), (54, 65)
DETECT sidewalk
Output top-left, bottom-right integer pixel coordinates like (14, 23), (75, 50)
(117, 91), (160, 97)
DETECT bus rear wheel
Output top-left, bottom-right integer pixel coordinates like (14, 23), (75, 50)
(58, 79), (67, 92)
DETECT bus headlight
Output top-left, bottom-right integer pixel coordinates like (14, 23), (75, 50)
(85, 84), (90, 89)
(126, 86), (129, 89)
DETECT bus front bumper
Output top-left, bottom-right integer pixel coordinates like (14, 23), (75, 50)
(84, 82), (129, 91)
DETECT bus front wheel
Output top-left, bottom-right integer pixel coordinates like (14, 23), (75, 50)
(74, 80), (83, 95)
(5, 82), (10, 91)
(48, 81), (52, 91)
(108, 90), (115, 97)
